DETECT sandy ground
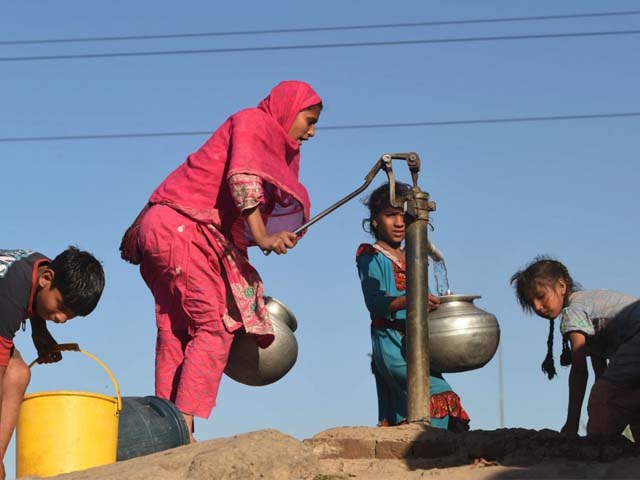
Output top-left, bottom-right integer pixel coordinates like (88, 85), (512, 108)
(17, 426), (640, 480)
(318, 459), (640, 480)
(317, 457), (640, 479)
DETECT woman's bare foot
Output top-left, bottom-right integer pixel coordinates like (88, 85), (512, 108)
(182, 413), (197, 444)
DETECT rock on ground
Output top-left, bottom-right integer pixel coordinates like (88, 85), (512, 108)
(25, 429), (319, 480)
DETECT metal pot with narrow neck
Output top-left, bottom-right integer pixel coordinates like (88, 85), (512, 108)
(428, 294), (500, 373)
(224, 297), (298, 387)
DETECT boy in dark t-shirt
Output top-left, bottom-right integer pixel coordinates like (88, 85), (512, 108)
(0, 247), (104, 478)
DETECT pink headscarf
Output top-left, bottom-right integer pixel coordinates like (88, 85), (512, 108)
(145, 80), (322, 245)
(258, 80), (323, 134)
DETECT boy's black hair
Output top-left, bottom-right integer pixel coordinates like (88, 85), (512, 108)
(50, 246), (105, 316)
(362, 182), (411, 240)
(510, 256), (579, 380)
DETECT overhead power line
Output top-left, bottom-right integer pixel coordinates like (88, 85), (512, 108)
(2, 29), (639, 63)
(1, 10), (639, 45)
(1, 111), (638, 143)
(319, 112), (640, 129)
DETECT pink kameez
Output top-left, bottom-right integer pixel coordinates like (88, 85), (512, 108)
(130, 81), (322, 418)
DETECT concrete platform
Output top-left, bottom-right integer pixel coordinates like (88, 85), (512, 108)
(304, 424), (639, 468)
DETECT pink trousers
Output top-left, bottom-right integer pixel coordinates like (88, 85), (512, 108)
(138, 205), (235, 419)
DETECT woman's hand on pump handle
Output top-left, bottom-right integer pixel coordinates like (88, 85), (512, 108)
(257, 231), (298, 255)
(244, 205), (298, 254)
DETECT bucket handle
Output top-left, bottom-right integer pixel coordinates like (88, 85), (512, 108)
(28, 343), (123, 415)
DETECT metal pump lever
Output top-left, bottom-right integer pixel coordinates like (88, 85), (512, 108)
(293, 157), (385, 235)
(294, 152), (421, 234)
(262, 152), (421, 255)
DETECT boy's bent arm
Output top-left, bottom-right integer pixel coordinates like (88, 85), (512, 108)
(562, 331), (589, 434)
(30, 316), (47, 335)
(30, 317), (62, 363)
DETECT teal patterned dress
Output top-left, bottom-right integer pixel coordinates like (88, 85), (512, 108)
(356, 243), (470, 430)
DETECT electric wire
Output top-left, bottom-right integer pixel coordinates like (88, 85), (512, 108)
(1, 111), (638, 143)
(1, 10), (639, 45)
(2, 29), (639, 63)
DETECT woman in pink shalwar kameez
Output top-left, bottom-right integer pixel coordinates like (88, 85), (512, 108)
(120, 81), (322, 440)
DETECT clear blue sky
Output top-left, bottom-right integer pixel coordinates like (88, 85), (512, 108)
(2, 1), (639, 477)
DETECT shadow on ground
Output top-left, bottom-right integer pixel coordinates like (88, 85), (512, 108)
(306, 424), (640, 479)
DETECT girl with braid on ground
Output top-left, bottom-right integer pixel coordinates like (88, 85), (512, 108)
(511, 256), (640, 437)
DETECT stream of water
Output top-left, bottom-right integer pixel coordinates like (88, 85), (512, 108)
(432, 258), (452, 296)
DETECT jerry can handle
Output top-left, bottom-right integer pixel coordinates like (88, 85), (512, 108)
(28, 344), (123, 414)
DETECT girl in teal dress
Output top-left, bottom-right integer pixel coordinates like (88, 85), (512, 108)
(356, 182), (470, 431)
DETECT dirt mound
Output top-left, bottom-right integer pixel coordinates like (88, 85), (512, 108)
(21, 426), (640, 480)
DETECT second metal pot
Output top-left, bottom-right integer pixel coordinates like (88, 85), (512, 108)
(428, 294), (500, 373)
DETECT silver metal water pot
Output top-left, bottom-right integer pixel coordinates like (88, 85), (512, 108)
(428, 294), (500, 373)
(264, 296), (298, 332)
(224, 297), (298, 386)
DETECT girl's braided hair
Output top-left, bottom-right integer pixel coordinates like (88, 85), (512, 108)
(510, 256), (579, 380)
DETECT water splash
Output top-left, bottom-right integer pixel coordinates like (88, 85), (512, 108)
(432, 258), (452, 296)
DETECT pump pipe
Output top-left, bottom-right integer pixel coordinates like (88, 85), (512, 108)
(272, 151), (437, 425)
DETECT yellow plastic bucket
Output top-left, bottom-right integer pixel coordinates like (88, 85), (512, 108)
(16, 344), (123, 478)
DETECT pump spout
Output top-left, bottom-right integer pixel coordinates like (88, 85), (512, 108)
(427, 240), (444, 262)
